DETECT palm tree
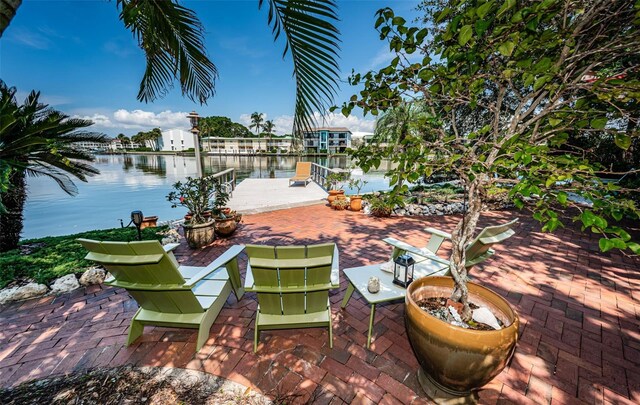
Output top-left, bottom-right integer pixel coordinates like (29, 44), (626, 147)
(0, 81), (107, 252)
(251, 112), (264, 151)
(263, 120), (275, 151)
(1, 0), (341, 133)
(374, 101), (429, 146)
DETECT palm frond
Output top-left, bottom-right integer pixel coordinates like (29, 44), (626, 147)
(260, 0), (341, 136)
(117, 0), (218, 104)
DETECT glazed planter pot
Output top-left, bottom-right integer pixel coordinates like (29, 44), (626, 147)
(405, 276), (519, 402)
(214, 217), (237, 237)
(182, 221), (215, 248)
(140, 216), (158, 229)
(349, 196), (363, 211)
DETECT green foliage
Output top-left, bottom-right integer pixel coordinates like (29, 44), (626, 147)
(347, 178), (368, 195)
(326, 172), (349, 190)
(344, 0), (640, 259)
(364, 193), (400, 217)
(199, 116), (252, 138)
(167, 177), (217, 224)
(0, 226), (166, 288)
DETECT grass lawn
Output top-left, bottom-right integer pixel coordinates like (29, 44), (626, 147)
(0, 226), (167, 289)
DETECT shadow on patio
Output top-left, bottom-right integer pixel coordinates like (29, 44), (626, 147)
(1, 205), (639, 404)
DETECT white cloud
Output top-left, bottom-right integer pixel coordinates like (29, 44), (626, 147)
(239, 111), (375, 135)
(73, 109), (190, 134)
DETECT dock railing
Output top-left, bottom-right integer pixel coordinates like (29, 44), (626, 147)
(206, 168), (236, 195)
(311, 163), (344, 190)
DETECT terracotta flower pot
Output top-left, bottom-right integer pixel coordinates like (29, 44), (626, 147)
(349, 196), (363, 211)
(184, 211), (212, 222)
(327, 190), (341, 204)
(214, 217), (237, 237)
(140, 216), (158, 229)
(405, 276), (519, 402)
(182, 220), (215, 248)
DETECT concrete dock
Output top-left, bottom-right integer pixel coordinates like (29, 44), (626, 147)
(228, 178), (328, 214)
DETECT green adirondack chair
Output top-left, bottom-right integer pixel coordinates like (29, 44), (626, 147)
(243, 243), (340, 352)
(383, 218), (518, 272)
(77, 239), (245, 351)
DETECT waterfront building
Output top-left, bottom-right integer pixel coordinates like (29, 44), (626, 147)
(303, 127), (351, 154)
(73, 140), (108, 152)
(108, 139), (141, 151)
(201, 136), (294, 154)
(159, 129), (195, 151)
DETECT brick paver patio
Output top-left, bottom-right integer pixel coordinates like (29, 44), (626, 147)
(1, 205), (639, 404)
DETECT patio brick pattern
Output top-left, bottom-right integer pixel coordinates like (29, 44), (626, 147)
(1, 205), (639, 404)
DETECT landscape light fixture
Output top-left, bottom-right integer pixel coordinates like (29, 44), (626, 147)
(131, 210), (144, 241)
(393, 254), (415, 288)
(187, 111), (203, 178)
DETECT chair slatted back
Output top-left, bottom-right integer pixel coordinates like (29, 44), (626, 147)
(246, 243), (334, 316)
(77, 239), (203, 314)
(295, 162), (312, 177)
(465, 219), (518, 265)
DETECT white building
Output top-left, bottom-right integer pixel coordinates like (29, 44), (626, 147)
(108, 139), (141, 151)
(201, 136), (294, 154)
(159, 129), (195, 151)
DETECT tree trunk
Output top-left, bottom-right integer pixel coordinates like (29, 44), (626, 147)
(448, 179), (484, 321)
(0, 169), (26, 252)
(0, 0), (22, 37)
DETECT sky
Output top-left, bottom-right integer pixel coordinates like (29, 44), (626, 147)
(1, 0), (421, 136)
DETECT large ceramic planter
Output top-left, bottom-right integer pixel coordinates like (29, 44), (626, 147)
(182, 221), (215, 248)
(406, 277), (519, 402)
(214, 217), (237, 237)
(349, 196), (363, 211)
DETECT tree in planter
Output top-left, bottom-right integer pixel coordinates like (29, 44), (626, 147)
(166, 176), (216, 225)
(342, 0), (640, 320)
(0, 82), (106, 252)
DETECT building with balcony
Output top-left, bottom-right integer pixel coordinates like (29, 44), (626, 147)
(201, 136), (294, 154)
(303, 127), (351, 154)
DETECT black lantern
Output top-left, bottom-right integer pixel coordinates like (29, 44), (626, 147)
(186, 110), (200, 130)
(131, 210), (144, 241)
(393, 254), (415, 288)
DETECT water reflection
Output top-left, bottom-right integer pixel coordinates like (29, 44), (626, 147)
(22, 154), (390, 239)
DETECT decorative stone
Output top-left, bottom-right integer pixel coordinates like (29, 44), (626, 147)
(0, 282), (48, 304)
(79, 267), (107, 286)
(160, 228), (182, 245)
(472, 307), (502, 330)
(50, 274), (80, 294)
(367, 276), (380, 293)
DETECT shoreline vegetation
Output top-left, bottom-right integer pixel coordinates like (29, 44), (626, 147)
(0, 226), (167, 289)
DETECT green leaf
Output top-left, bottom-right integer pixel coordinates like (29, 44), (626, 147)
(599, 238), (615, 252)
(475, 20), (491, 37)
(498, 41), (515, 57)
(557, 191), (567, 205)
(497, 0), (516, 17)
(627, 242), (640, 255)
(477, 1), (495, 19)
(549, 118), (562, 127)
(614, 133), (632, 150)
(533, 76), (548, 91)
(458, 25), (473, 46)
(590, 118), (607, 129)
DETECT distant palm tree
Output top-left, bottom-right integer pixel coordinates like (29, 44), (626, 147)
(0, 81), (106, 252)
(263, 120), (275, 151)
(251, 112), (264, 151)
(1, 0), (341, 132)
(374, 101), (429, 146)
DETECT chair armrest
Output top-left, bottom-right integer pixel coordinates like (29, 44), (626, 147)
(383, 238), (449, 265)
(331, 245), (340, 288)
(163, 243), (180, 253)
(184, 245), (245, 288)
(424, 227), (452, 240)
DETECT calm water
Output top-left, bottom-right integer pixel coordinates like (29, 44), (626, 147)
(22, 154), (391, 239)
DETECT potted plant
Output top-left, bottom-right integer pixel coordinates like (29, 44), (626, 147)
(211, 181), (237, 237)
(344, 2), (639, 400)
(167, 177), (216, 248)
(365, 193), (395, 217)
(347, 178), (368, 211)
(331, 198), (349, 211)
(326, 171), (346, 203)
